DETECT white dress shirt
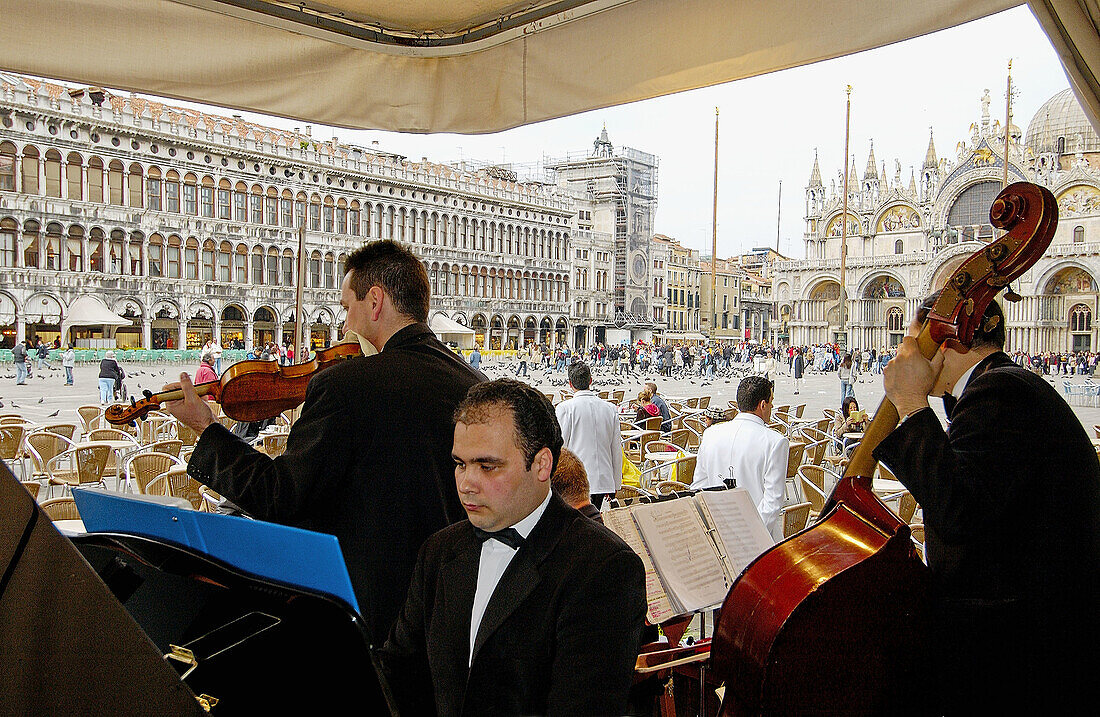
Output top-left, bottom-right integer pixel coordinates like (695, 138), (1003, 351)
(694, 413), (789, 540)
(555, 390), (623, 495)
(469, 489), (552, 665)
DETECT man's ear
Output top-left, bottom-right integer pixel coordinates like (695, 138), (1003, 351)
(533, 447), (554, 483)
(368, 285), (385, 321)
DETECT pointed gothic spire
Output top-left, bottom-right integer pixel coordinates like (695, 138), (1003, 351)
(923, 128), (938, 169)
(864, 141), (878, 180)
(908, 168), (918, 196)
(808, 148), (823, 187)
(849, 156), (858, 188)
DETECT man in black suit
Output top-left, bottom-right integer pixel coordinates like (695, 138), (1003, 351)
(877, 292), (1100, 714)
(378, 379), (646, 716)
(164, 240), (486, 645)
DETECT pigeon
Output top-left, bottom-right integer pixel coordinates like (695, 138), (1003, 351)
(10, 403), (18, 408)
(48, 410), (59, 417)
(38, 397), (44, 403)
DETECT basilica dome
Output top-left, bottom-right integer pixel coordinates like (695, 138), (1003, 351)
(1025, 88), (1100, 155)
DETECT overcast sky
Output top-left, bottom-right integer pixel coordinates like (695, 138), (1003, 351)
(158, 5), (1072, 261)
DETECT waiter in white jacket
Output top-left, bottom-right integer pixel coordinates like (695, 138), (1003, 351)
(694, 376), (788, 540)
(555, 362), (623, 508)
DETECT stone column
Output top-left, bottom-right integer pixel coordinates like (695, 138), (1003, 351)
(142, 318), (152, 350)
(177, 318), (186, 351)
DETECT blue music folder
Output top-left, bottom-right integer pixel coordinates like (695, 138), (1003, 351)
(72, 488), (359, 613)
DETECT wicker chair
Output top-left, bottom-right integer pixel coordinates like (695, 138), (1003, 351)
(634, 416), (661, 431)
(45, 444), (112, 498)
(782, 501), (813, 537)
(86, 427), (140, 444)
(882, 489), (920, 524)
(260, 433), (289, 458)
(198, 485), (224, 513)
(0, 424), (28, 478)
(798, 465), (831, 520)
(655, 480), (693, 496)
(640, 454), (696, 486)
(793, 404), (806, 419)
(19, 480), (40, 500)
(697, 396), (711, 409)
(611, 390), (625, 404)
(24, 431), (75, 483)
(666, 429), (693, 450)
(77, 405), (104, 433)
(624, 430), (660, 466)
(40, 497), (81, 522)
(165, 467), (203, 509)
(148, 439), (184, 458)
(613, 485), (654, 506)
(123, 451), (186, 494)
(175, 421), (201, 447)
(143, 475), (169, 497)
(40, 423), (79, 441)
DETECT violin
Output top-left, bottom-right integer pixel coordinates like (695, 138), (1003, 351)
(710, 182), (1058, 715)
(104, 341), (363, 425)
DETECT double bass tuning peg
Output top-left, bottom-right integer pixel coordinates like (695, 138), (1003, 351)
(1003, 283), (1023, 302)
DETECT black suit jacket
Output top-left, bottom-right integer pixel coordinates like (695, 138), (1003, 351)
(378, 493), (646, 717)
(188, 323), (486, 644)
(874, 351), (1100, 711)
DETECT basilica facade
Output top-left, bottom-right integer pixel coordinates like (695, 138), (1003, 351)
(0, 73), (573, 352)
(775, 87), (1100, 355)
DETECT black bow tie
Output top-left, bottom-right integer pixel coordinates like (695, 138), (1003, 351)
(473, 526), (525, 550)
(941, 393), (958, 419)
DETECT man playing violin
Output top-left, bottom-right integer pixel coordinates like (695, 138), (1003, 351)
(878, 292), (1100, 714)
(162, 240), (487, 646)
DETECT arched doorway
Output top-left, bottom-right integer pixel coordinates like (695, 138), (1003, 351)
(1042, 267), (1098, 352)
(539, 317), (552, 346)
(253, 306), (277, 347)
(471, 314), (487, 348)
(27, 294), (63, 345)
(524, 317), (537, 346)
(489, 315), (505, 350)
(221, 304), (246, 348)
(0, 293), (16, 348)
(114, 300), (144, 348)
(152, 303), (179, 349)
(555, 317), (568, 347)
(311, 308), (333, 350)
(186, 305), (214, 349)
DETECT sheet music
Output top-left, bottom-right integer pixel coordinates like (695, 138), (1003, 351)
(603, 507), (677, 624)
(631, 499), (730, 615)
(695, 489), (775, 578)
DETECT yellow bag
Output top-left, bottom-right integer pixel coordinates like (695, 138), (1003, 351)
(667, 450), (687, 483)
(621, 449), (642, 487)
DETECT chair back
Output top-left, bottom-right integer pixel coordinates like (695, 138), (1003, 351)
(611, 390), (625, 403)
(782, 501), (813, 537)
(0, 424), (26, 461)
(20, 480), (40, 500)
(655, 480), (692, 496)
(697, 396), (711, 409)
(685, 397), (700, 409)
(896, 490), (919, 524)
(40, 497), (80, 522)
(667, 429), (692, 450)
(798, 466), (828, 515)
(175, 421), (201, 447)
(166, 469), (203, 509)
(261, 433), (289, 457)
(24, 432), (74, 477)
(148, 439), (183, 458)
(672, 454), (697, 484)
(909, 523), (926, 560)
(124, 452), (185, 494)
(613, 485), (654, 506)
(199, 485), (224, 513)
(803, 438), (828, 467)
(87, 427), (138, 444)
(793, 404), (806, 418)
(637, 416), (661, 431)
(41, 423), (78, 440)
(625, 430), (660, 465)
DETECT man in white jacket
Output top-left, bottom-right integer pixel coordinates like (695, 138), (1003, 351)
(555, 362), (623, 508)
(694, 376), (788, 540)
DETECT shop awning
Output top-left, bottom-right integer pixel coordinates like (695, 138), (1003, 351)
(61, 296), (132, 341)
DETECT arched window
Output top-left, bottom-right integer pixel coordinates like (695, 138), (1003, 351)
(235, 244), (248, 283)
(324, 253), (335, 289)
(887, 307), (905, 332)
(0, 142), (16, 191)
(147, 234), (163, 277)
(1074, 225), (1085, 243)
(218, 241), (232, 282)
(44, 150), (62, 198)
(217, 179), (232, 220)
(21, 146), (39, 194)
(128, 163), (144, 208)
(0, 217), (18, 267)
(23, 220), (41, 268)
(165, 170), (180, 212)
(1071, 304), (1092, 333)
(309, 250), (322, 288)
(166, 235), (181, 279)
(107, 160), (125, 205)
(894, 239), (904, 254)
(252, 246), (265, 284)
(185, 238), (199, 280)
(947, 181), (1000, 239)
(146, 166), (162, 210)
(128, 231), (143, 274)
(200, 176), (215, 218)
(67, 225), (85, 272)
(281, 248), (295, 286)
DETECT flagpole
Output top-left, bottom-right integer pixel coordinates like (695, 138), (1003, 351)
(711, 107), (719, 343)
(838, 86), (852, 347)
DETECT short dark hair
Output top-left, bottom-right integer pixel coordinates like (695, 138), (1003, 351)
(737, 375), (774, 413)
(568, 362), (592, 391)
(454, 378), (563, 473)
(344, 240), (430, 322)
(916, 290), (1005, 350)
(551, 447), (590, 507)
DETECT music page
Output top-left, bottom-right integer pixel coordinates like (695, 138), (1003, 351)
(631, 499), (730, 615)
(695, 489), (775, 578)
(603, 507), (677, 624)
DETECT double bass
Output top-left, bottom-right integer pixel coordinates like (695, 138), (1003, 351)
(710, 182), (1058, 715)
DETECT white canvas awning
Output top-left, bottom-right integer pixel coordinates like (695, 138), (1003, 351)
(61, 296), (132, 341)
(2, 0), (1025, 134)
(430, 313), (476, 348)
